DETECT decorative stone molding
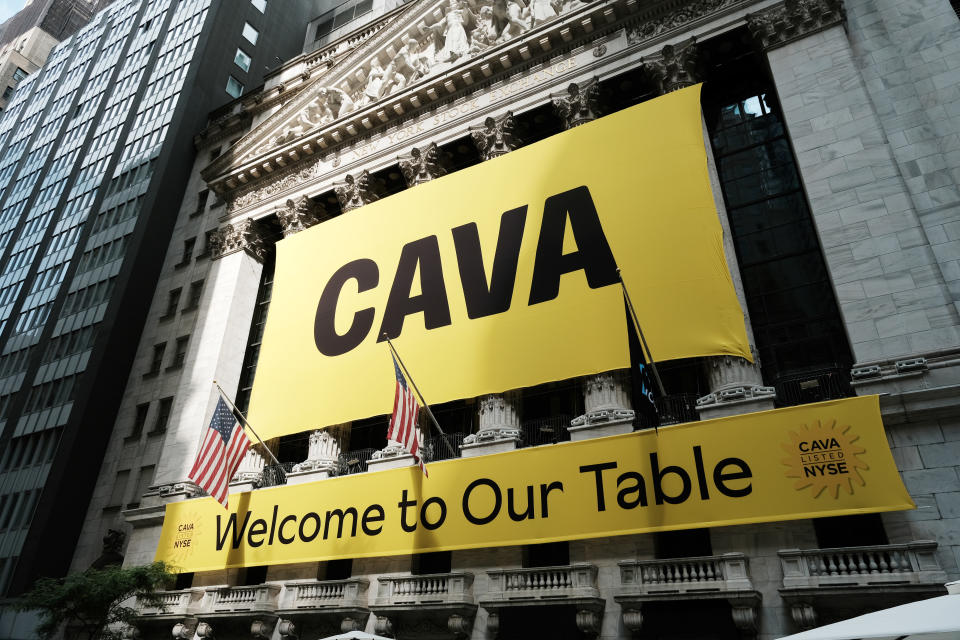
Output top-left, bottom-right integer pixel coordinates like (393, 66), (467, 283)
(251, 619), (275, 639)
(334, 170), (380, 212)
(642, 38), (700, 95)
(374, 616), (393, 636)
(731, 605), (759, 637)
(552, 77), (602, 130)
(622, 608), (643, 634)
(790, 603), (818, 630)
(575, 609), (601, 638)
(625, 0), (743, 45)
(463, 392), (521, 445)
(231, 448), (266, 487)
(171, 620), (196, 640)
(571, 370), (635, 428)
(228, 161), (322, 213)
(210, 219), (269, 262)
(277, 619), (298, 640)
(447, 613), (473, 637)
(470, 111), (519, 160)
(399, 142), (447, 186)
(486, 612), (499, 635)
(745, 0), (845, 51)
(277, 195), (324, 236)
(144, 481), (202, 500)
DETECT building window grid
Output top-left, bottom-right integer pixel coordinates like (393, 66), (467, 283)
(235, 254), (275, 414)
(150, 396), (173, 434)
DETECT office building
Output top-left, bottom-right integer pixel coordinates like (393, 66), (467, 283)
(55, 0), (960, 638)
(0, 0), (317, 625)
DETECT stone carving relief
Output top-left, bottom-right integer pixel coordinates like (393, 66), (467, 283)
(271, 87), (355, 147)
(228, 161), (322, 213)
(470, 111), (518, 160)
(334, 170), (381, 212)
(552, 76), (602, 129)
(625, 0), (741, 45)
(277, 195), (324, 236)
(399, 142), (447, 186)
(745, 0), (845, 50)
(210, 218), (269, 262)
(642, 38), (700, 95)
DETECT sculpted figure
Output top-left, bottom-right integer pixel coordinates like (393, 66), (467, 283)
(529, 0), (557, 26)
(493, 0), (528, 42)
(360, 59), (386, 105)
(435, 0), (476, 63)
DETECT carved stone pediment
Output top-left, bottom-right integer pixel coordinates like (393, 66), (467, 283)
(205, 0), (607, 194)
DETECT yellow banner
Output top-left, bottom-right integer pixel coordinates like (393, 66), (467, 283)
(246, 84), (751, 437)
(157, 396), (913, 572)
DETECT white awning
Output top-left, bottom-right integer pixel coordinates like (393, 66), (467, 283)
(777, 593), (960, 640)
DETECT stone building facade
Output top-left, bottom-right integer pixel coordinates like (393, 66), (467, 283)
(68, 0), (960, 638)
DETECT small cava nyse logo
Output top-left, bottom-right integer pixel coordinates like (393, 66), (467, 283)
(781, 419), (867, 498)
(169, 510), (200, 563)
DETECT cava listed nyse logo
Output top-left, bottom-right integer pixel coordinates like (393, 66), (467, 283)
(168, 510), (200, 564)
(781, 419), (867, 498)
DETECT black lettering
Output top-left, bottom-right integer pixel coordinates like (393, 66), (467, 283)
(452, 206), (527, 319)
(616, 471), (648, 509)
(507, 485), (535, 521)
(579, 462), (617, 511)
(247, 518), (268, 547)
(378, 236), (451, 341)
(299, 512), (321, 542)
(268, 504), (279, 545)
(398, 489), (419, 533)
(215, 511), (251, 550)
(324, 507), (359, 539)
(693, 445), (710, 500)
(804, 466), (817, 478)
(713, 457), (753, 497)
(362, 503), (385, 536)
(462, 478), (501, 525)
(528, 186), (618, 305)
(314, 259), (379, 356)
(836, 461), (848, 474)
(277, 515), (297, 544)
(540, 481), (563, 518)
(650, 452), (692, 505)
(421, 496), (447, 530)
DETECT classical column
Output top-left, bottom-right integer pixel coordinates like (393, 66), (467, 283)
(462, 113), (523, 456)
(277, 195), (324, 235)
(461, 392), (521, 457)
(334, 169), (379, 212)
(644, 38), (775, 419)
(230, 448), (266, 492)
(288, 427), (342, 484)
(470, 111), (519, 160)
(399, 141), (446, 186)
(127, 218), (269, 565)
(552, 77), (636, 439)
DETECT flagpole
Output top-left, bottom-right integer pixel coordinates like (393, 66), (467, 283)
(617, 268), (667, 397)
(384, 336), (458, 459)
(212, 380), (284, 468)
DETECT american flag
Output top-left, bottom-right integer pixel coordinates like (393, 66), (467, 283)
(188, 397), (251, 508)
(388, 354), (427, 477)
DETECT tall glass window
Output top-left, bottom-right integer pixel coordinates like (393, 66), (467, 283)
(226, 75), (244, 98)
(234, 48), (252, 72)
(242, 22), (259, 45)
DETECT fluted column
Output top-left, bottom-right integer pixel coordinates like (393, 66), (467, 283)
(462, 113), (523, 457)
(552, 78), (636, 439)
(643, 38), (775, 418)
(231, 448), (266, 490)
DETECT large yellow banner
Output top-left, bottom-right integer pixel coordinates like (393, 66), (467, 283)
(247, 84), (750, 437)
(157, 397), (913, 572)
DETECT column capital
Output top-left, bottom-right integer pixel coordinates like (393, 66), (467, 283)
(334, 169), (380, 212)
(746, 0), (846, 51)
(552, 77), (602, 130)
(277, 195), (324, 236)
(470, 111), (519, 160)
(210, 218), (269, 262)
(399, 141), (447, 186)
(642, 38), (700, 95)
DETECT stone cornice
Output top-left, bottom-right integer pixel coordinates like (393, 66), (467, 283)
(213, 0), (774, 213)
(745, 0), (845, 51)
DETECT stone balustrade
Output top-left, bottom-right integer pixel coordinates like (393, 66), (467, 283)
(136, 588), (205, 617)
(485, 564), (600, 602)
(779, 541), (947, 589)
(618, 553), (754, 595)
(375, 572), (475, 606)
(208, 583), (282, 613)
(279, 578), (369, 610)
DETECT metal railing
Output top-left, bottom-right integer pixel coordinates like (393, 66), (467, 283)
(337, 448), (377, 475)
(423, 432), (466, 462)
(635, 393), (700, 429)
(261, 462), (293, 487)
(774, 367), (853, 407)
(520, 415), (572, 447)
